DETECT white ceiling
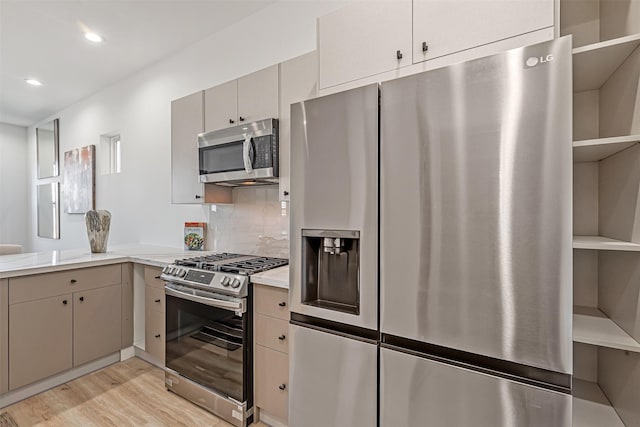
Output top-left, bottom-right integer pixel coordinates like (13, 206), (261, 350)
(0, 0), (276, 127)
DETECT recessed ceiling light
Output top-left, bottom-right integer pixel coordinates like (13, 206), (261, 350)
(84, 32), (103, 43)
(25, 78), (43, 86)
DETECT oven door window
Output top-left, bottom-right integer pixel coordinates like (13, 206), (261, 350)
(166, 294), (246, 402)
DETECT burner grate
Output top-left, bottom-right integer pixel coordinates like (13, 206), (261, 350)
(217, 257), (289, 275)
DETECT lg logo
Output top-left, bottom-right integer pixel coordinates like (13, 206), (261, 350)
(525, 54), (554, 68)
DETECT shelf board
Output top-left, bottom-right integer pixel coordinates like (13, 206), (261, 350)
(573, 306), (640, 353)
(573, 379), (624, 427)
(573, 236), (640, 251)
(573, 33), (640, 92)
(573, 135), (640, 162)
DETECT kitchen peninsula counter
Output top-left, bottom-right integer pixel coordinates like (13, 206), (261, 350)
(0, 245), (290, 288)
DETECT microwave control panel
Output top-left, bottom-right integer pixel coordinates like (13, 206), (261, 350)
(254, 135), (275, 168)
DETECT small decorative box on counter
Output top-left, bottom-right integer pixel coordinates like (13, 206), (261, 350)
(184, 222), (206, 250)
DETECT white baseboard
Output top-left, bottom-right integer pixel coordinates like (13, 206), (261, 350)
(0, 352), (120, 409)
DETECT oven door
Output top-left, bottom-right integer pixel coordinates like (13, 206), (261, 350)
(165, 284), (250, 403)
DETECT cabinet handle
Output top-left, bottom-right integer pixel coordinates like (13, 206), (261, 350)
(155, 276), (161, 279)
(62, 299), (68, 305)
(397, 50), (403, 60)
(279, 384), (287, 390)
(278, 301), (286, 307)
(155, 334), (161, 339)
(239, 116), (245, 122)
(229, 119), (235, 124)
(195, 195), (202, 199)
(283, 190), (289, 197)
(278, 334), (286, 341)
(70, 279), (77, 284)
(422, 42), (429, 53)
(79, 296), (84, 302)
(155, 299), (161, 303)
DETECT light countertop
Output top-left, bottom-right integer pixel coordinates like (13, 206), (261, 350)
(250, 265), (289, 289)
(0, 245), (289, 289)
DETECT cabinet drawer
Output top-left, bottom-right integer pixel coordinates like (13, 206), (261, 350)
(145, 307), (165, 364)
(145, 285), (165, 314)
(255, 314), (289, 354)
(144, 267), (165, 290)
(254, 285), (289, 320)
(255, 344), (289, 422)
(9, 264), (122, 305)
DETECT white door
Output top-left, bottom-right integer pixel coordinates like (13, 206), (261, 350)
(237, 64), (279, 124)
(318, 0), (412, 89)
(204, 79), (237, 131)
(412, 0), (554, 64)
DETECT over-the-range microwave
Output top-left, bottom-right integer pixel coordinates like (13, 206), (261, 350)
(198, 118), (279, 186)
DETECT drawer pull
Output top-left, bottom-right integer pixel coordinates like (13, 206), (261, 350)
(278, 301), (286, 307)
(279, 384), (287, 391)
(155, 276), (161, 279)
(155, 334), (161, 339)
(155, 299), (161, 303)
(278, 335), (286, 341)
(79, 296), (84, 302)
(62, 299), (68, 305)
(70, 279), (77, 284)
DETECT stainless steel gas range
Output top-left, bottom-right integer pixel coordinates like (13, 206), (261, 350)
(160, 253), (287, 427)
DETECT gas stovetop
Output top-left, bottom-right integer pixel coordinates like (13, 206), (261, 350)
(160, 253), (288, 298)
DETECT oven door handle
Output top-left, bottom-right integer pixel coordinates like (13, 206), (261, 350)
(165, 286), (246, 315)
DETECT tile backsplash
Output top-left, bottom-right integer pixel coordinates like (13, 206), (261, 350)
(206, 186), (289, 258)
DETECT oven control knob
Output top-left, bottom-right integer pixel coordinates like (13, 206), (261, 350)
(162, 266), (171, 274)
(177, 269), (186, 278)
(221, 277), (231, 287)
(231, 278), (241, 288)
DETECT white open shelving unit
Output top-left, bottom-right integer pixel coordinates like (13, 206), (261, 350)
(562, 0), (640, 425)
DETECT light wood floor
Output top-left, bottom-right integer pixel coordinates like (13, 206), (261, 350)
(1, 358), (266, 427)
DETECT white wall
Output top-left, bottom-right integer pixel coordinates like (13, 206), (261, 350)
(0, 123), (28, 250)
(25, 1), (347, 253)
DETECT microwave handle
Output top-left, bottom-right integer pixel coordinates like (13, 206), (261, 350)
(243, 135), (254, 173)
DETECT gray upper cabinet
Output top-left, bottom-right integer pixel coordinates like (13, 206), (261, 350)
(412, 0), (553, 64)
(278, 51), (318, 202)
(318, 1), (412, 90)
(204, 80), (237, 131)
(171, 91), (205, 204)
(204, 65), (279, 133)
(318, 0), (554, 90)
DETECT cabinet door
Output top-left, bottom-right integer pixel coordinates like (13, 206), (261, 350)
(279, 51), (318, 201)
(171, 91), (204, 204)
(145, 306), (165, 364)
(237, 65), (279, 123)
(74, 285), (122, 366)
(318, 1), (412, 89)
(204, 80), (238, 131)
(255, 344), (288, 422)
(9, 295), (73, 390)
(412, 0), (554, 64)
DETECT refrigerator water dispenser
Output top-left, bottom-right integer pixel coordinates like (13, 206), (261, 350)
(301, 229), (360, 315)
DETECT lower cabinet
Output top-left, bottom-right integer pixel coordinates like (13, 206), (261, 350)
(254, 284), (289, 424)
(9, 294), (73, 390)
(255, 345), (289, 422)
(73, 285), (122, 366)
(144, 267), (165, 364)
(6, 264), (124, 391)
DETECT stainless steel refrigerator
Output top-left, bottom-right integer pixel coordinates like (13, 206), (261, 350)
(380, 36), (573, 425)
(289, 84), (379, 427)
